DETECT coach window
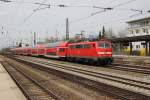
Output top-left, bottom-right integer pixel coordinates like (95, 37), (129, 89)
(76, 45), (82, 48)
(82, 44), (85, 48)
(84, 44), (90, 48)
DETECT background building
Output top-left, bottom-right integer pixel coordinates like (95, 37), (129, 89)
(126, 17), (150, 56)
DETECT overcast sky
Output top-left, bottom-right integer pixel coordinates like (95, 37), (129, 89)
(0, 0), (150, 48)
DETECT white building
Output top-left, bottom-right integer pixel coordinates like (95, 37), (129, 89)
(127, 17), (150, 52)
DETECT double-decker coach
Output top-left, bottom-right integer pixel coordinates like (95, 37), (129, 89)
(44, 42), (68, 59)
(36, 44), (46, 56)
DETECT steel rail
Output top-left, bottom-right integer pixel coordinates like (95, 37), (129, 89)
(1, 61), (61, 100)
(108, 63), (150, 74)
(17, 55), (150, 74)
(16, 56), (150, 84)
(11, 55), (149, 99)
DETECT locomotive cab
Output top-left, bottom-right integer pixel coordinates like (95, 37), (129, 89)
(96, 41), (113, 64)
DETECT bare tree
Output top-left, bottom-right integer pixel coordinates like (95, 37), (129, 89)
(105, 28), (117, 39)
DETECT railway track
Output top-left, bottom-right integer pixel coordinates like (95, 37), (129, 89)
(8, 55), (150, 100)
(1, 61), (61, 100)
(108, 63), (150, 74)
(113, 57), (150, 66)
(16, 55), (150, 74)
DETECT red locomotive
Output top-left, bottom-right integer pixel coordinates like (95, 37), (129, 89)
(11, 39), (113, 65)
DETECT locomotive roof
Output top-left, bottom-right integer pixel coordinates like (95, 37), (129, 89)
(68, 40), (110, 45)
(68, 41), (96, 45)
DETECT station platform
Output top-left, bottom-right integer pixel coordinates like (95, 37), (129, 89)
(0, 58), (26, 100)
(113, 55), (150, 59)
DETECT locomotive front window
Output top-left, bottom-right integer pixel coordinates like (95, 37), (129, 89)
(98, 42), (110, 48)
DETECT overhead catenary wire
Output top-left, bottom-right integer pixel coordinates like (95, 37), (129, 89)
(113, 0), (137, 8)
(92, 0), (138, 16)
(0, 0), (142, 11)
(16, 0), (48, 28)
(1, 0), (149, 36)
(103, 0), (119, 6)
(70, 0), (140, 23)
(2, 0), (144, 25)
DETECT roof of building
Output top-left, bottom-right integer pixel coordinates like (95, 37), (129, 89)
(109, 35), (150, 43)
(127, 16), (150, 23)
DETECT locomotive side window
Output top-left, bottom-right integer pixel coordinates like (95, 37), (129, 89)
(59, 48), (65, 52)
(76, 44), (91, 49)
(84, 44), (91, 48)
(70, 45), (76, 49)
(76, 45), (83, 48)
(99, 42), (110, 48)
(70, 44), (92, 49)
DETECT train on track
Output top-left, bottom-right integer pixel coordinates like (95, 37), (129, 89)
(11, 39), (113, 65)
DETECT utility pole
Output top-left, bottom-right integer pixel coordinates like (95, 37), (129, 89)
(34, 32), (36, 46)
(66, 18), (69, 40)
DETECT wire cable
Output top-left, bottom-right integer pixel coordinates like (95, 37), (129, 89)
(15, 0), (48, 29)
(113, 0), (137, 8)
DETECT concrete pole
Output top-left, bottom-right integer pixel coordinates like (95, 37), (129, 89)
(66, 18), (69, 40)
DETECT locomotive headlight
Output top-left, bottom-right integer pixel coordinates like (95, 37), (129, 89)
(97, 52), (112, 54)
(97, 52), (105, 54)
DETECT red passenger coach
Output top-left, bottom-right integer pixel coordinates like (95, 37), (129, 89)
(57, 42), (68, 59)
(31, 47), (38, 56)
(26, 47), (32, 55)
(36, 44), (46, 56)
(44, 42), (68, 59)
